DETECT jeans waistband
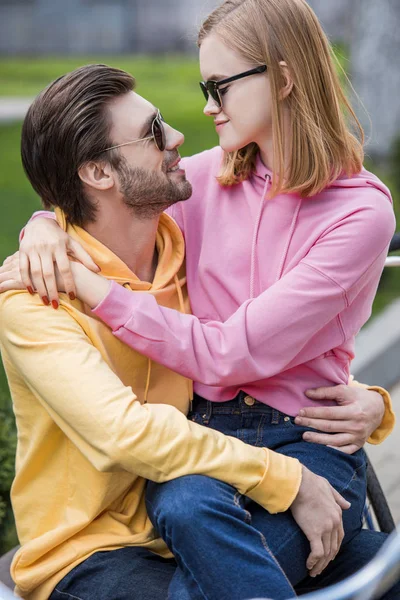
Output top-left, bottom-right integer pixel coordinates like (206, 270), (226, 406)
(191, 392), (291, 425)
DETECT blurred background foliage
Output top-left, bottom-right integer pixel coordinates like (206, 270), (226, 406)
(0, 53), (399, 553)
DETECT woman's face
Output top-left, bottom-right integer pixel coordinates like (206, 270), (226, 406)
(199, 33), (273, 153)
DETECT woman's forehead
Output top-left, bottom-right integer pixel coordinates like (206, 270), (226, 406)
(199, 34), (251, 81)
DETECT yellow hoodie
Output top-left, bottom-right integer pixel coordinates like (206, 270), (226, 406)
(0, 211), (302, 599)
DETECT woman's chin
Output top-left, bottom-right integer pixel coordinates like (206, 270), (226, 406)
(219, 136), (254, 154)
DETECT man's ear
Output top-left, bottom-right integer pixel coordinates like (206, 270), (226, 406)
(279, 61), (294, 100)
(78, 161), (115, 191)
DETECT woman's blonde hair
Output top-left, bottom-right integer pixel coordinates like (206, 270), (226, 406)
(198, 0), (364, 197)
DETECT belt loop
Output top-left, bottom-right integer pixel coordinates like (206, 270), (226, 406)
(271, 409), (280, 424)
(203, 400), (213, 425)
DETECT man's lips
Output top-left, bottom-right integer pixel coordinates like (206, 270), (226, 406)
(166, 156), (184, 173)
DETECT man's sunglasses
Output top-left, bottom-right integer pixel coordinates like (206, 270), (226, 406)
(103, 109), (166, 153)
(200, 65), (267, 108)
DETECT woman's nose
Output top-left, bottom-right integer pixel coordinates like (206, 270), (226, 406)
(203, 95), (222, 117)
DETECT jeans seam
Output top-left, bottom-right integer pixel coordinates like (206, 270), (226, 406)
(233, 492), (251, 524)
(233, 492), (294, 592)
(53, 588), (84, 600)
(255, 414), (267, 446)
(339, 462), (367, 495)
(258, 532), (295, 590)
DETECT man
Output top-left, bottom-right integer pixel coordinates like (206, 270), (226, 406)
(0, 64), (393, 600)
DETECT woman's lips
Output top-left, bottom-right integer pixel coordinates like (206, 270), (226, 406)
(215, 120), (229, 132)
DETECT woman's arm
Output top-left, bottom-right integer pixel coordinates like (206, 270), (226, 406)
(90, 205), (395, 387)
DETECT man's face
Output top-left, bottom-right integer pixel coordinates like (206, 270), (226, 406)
(107, 91), (192, 219)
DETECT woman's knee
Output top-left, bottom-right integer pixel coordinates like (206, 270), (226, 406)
(146, 475), (232, 531)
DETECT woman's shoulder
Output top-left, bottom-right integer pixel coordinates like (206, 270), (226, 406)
(181, 146), (223, 180)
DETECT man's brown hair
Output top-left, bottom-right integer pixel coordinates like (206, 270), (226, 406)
(21, 64), (135, 226)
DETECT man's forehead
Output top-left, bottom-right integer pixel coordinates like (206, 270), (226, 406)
(108, 90), (156, 137)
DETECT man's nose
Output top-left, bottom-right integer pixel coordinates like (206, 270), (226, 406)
(165, 125), (184, 151)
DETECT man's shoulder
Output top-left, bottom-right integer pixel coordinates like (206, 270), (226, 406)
(0, 291), (85, 341)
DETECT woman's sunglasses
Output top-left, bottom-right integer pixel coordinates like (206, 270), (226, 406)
(200, 65), (267, 108)
(103, 109), (166, 153)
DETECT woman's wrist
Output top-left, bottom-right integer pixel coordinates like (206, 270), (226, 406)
(71, 262), (111, 309)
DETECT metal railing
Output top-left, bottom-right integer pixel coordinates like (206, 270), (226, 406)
(0, 581), (17, 600)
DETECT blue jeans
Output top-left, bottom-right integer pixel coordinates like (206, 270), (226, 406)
(48, 546), (178, 600)
(146, 392), (400, 600)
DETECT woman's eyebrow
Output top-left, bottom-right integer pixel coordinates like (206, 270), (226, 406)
(204, 73), (229, 81)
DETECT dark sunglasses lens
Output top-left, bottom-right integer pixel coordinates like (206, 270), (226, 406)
(153, 117), (166, 151)
(200, 82), (222, 107)
(200, 82), (208, 101)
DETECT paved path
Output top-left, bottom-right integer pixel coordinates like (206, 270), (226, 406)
(368, 381), (400, 524)
(0, 98), (32, 122)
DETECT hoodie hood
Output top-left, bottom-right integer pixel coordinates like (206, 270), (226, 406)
(254, 151), (392, 203)
(329, 167), (392, 201)
(55, 208), (186, 291)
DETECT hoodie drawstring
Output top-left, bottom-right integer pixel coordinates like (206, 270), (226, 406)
(250, 175), (270, 299)
(144, 359), (152, 403)
(143, 275), (192, 404)
(174, 274), (194, 406)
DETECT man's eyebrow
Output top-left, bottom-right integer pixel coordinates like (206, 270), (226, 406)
(139, 110), (157, 137)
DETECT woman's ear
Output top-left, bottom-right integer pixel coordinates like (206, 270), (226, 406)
(78, 161), (115, 191)
(279, 61), (294, 100)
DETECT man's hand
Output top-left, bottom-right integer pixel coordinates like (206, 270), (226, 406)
(295, 384), (385, 454)
(19, 217), (99, 304)
(290, 466), (350, 577)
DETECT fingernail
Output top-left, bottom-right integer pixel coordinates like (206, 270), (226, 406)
(27, 286), (34, 295)
(95, 264), (101, 272)
(51, 300), (59, 310)
(69, 292), (76, 301)
(42, 296), (50, 306)
(299, 409), (305, 416)
(295, 417), (302, 424)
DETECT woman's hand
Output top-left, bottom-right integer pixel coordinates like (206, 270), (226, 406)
(0, 251), (111, 310)
(295, 384), (385, 454)
(0, 252), (27, 293)
(19, 217), (99, 304)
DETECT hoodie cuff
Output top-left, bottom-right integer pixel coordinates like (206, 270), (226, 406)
(247, 449), (302, 514)
(92, 280), (137, 332)
(367, 386), (396, 445)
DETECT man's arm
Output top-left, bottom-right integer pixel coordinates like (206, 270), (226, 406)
(0, 291), (301, 515)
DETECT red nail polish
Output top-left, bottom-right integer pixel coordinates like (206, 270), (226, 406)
(42, 296), (50, 306)
(69, 292), (76, 301)
(27, 286), (34, 295)
(51, 300), (59, 310)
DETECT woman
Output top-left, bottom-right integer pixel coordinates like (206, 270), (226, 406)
(0, 0), (397, 597)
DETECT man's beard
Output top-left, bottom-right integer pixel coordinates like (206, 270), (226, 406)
(117, 154), (192, 220)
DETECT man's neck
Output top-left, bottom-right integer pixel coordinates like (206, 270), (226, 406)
(84, 201), (160, 283)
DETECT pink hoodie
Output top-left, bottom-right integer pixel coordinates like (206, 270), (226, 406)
(34, 147), (396, 416)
